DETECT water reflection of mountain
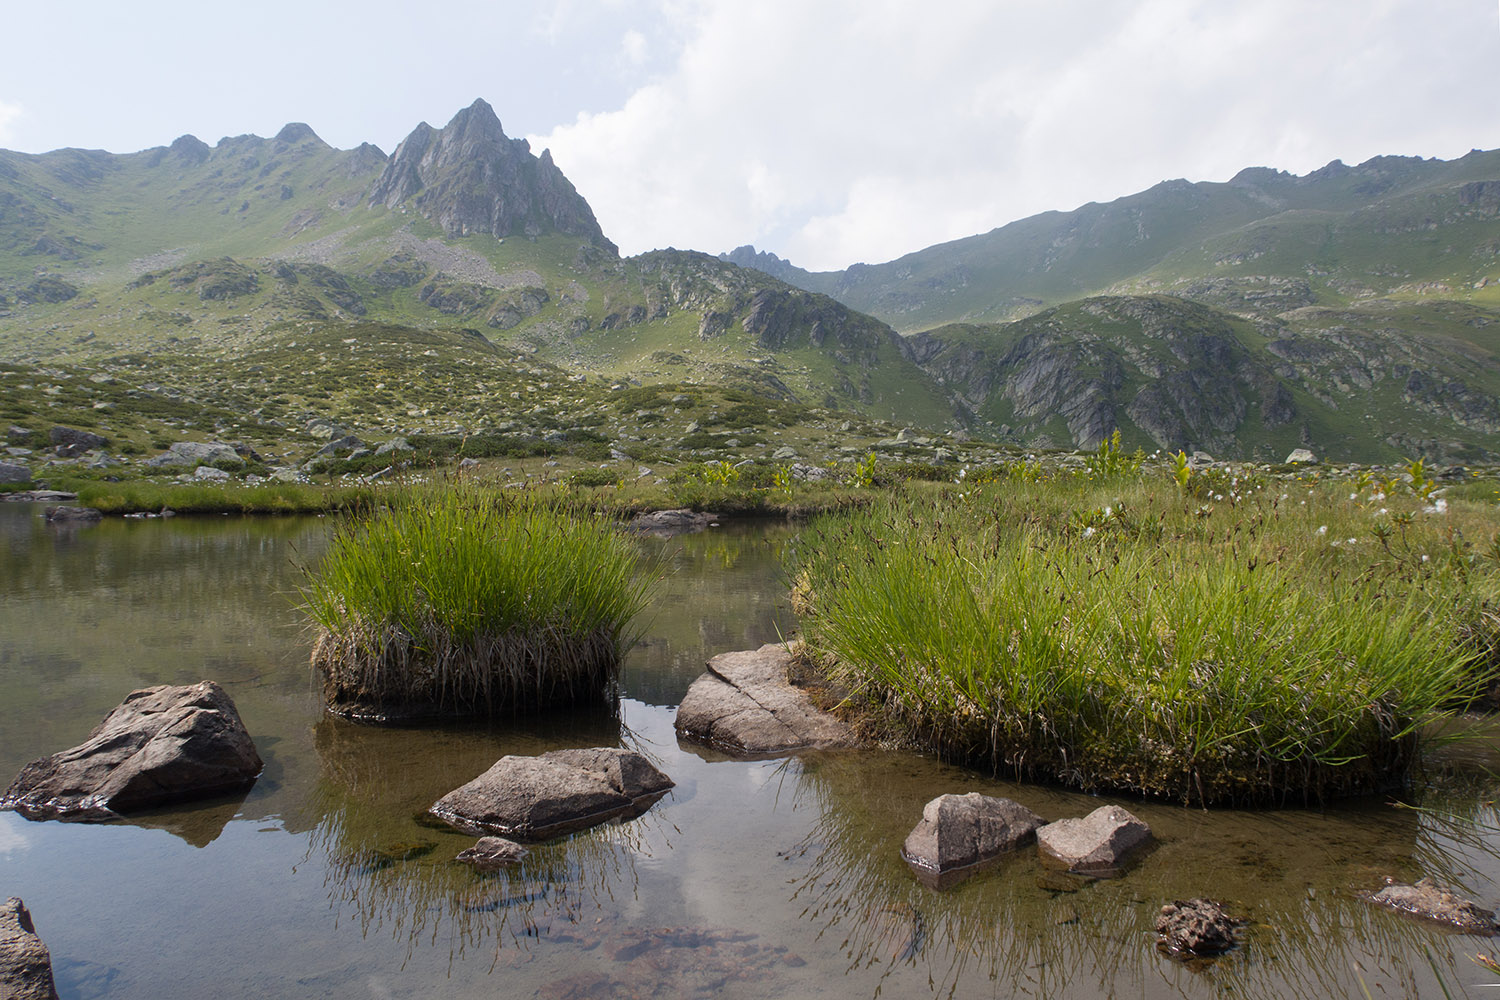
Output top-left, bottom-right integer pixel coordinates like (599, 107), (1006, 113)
(783, 751), (1500, 999)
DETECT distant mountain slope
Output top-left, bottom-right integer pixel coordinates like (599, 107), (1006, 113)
(724, 150), (1500, 333)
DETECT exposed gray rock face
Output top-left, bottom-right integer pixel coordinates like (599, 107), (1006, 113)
(1363, 877), (1497, 933)
(1156, 898), (1243, 955)
(369, 99), (616, 253)
(374, 437), (413, 456)
(675, 644), (857, 755)
(456, 836), (529, 869)
(1284, 448), (1317, 464)
(429, 748), (673, 841)
(902, 793), (1044, 888)
(144, 441), (242, 468)
(626, 508), (716, 537)
(0, 898), (59, 1000)
(49, 426), (106, 457)
(1036, 804), (1152, 873)
(0, 462), (30, 484)
(1, 681), (263, 821)
(314, 434), (364, 457)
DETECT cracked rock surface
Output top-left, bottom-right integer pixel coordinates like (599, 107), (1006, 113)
(674, 643), (857, 755)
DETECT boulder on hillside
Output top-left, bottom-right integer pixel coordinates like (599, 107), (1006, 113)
(49, 426), (106, 457)
(314, 434), (364, 457)
(1156, 898), (1244, 956)
(1, 681), (263, 821)
(0, 462), (31, 484)
(429, 748), (673, 841)
(1363, 877), (1497, 933)
(1284, 448), (1317, 464)
(0, 898), (59, 1000)
(1036, 804), (1152, 874)
(144, 441), (242, 468)
(675, 643), (858, 756)
(902, 793), (1045, 889)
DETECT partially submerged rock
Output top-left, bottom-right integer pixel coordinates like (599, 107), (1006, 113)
(1, 680), (263, 821)
(0, 898), (59, 1000)
(1156, 898), (1243, 956)
(675, 643), (857, 755)
(902, 793), (1044, 889)
(456, 835), (530, 869)
(626, 508), (717, 537)
(430, 748), (673, 841)
(1363, 877), (1497, 933)
(43, 505), (102, 522)
(1036, 804), (1152, 874)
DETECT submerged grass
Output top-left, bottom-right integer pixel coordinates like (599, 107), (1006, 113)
(792, 479), (1498, 805)
(301, 489), (652, 719)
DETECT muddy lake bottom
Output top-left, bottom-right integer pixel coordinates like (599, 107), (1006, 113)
(4, 503), (1500, 998)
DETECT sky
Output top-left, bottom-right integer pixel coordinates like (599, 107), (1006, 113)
(2, 1), (1497, 271)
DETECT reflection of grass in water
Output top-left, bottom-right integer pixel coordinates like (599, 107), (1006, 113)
(784, 751), (1500, 999)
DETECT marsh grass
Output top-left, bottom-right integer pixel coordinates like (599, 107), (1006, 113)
(76, 480), (373, 514)
(302, 489), (651, 719)
(792, 480), (1497, 805)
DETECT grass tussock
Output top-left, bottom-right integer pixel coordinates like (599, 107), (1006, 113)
(792, 478), (1498, 805)
(75, 480), (374, 515)
(302, 490), (651, 719)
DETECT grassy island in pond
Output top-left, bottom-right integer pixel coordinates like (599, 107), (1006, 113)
(302, 492), (651, 720)
(792, 472), (1497, 806)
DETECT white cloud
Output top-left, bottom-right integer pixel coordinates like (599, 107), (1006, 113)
(531, 0), (1500, 271)
(0, 99), (22, 145)
(621, 28), (649, 66)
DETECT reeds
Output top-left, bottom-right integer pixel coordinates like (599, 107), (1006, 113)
(302, 490), (651, 719)
(792, 481), (1492, 805)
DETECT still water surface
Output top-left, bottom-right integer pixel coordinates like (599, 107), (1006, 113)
(3, 504), (1500, 998)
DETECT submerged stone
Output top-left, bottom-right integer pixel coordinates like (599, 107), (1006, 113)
(1, 680), (263, 821)
(902, 793), (1044, 889)
(1156, 898), (1244, 955)
(456, 836), (529, 869)
(1363, 877), (1497, 933)
(675, 643), (857, 756)
(429, 747), (673, 841)
(0, 898), (59, 1000)
(1036, 804), (1152, 874)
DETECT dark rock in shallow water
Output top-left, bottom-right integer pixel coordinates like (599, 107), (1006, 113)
(43, 505), (101, 522)
(0, 898), (60, 1000)
(1363, 877), (1497, 933)
(429, 748), (673, 841)
(675, 643), (857, 756)
(1, 680), (263, 821)
(902, 793), (1044, 889)
(1036, 804), (1152, 874)
(456, 836), (529, 869)
(626, 508), (717, 537)
(1156, 898), (1243, 955)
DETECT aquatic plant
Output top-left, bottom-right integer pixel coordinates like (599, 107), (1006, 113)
(302, 490), (652, 719)
(791, 483), (1491, 805)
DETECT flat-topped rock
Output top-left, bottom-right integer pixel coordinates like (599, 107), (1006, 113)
(675, 643), (857, 755)
(1036, 804), (1152, 874)
(902, 793), (1044, 889)
(1, 680), (263, 821)
(1363, 877), (1497, 933)
(0, 898), (59, 1000)
(456, 836), (529, 869)
(430, 747), (673, 841)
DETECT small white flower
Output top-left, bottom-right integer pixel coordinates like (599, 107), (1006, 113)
(1317, 525), (1328, 535)
(1214, 493), (1224, 501)
(1082, 526), (1096, 538)
(1104, 506), (1113, 517)
(1347, 537), (1358, 545)
(1422, 554), (1430, 562)
(1349, 492), (1358, 500)
(1376, 508), (1388, 516)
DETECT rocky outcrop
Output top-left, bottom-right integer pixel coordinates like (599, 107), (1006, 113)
(369, 99), (615, 253)
(1363, 877), (1497, 933)
(0, 898), (59, 1000)
(429, 748), (673, 841)
(0, 462), (30, 484)
(49, 426), (106, 457)
(675, 644), (857, 755)
(455, 836), (529, 869)
(1, 681), (263, 821)
(901, 793), (1044, 888)
(1156, 898), (1243, 955)
(1036, 804), (1152, 874)
(144, 440), (242, 468)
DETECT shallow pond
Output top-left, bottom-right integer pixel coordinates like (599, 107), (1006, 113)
(4, 503), (1500, 998)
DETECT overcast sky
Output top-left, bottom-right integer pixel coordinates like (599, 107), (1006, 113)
(2, 1), (1497, 270)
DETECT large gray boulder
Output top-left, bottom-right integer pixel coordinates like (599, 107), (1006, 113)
(1, 681), (263, 821)
(429, 748), (673, 841)
(0, 462), (30, 484)
(144, 441), (242, 468)
(1036, 804), (1152, 874)
(902, 793), (1044, 888)
(675, 643), (857, 755)
(49, 426), (106, 457)
(0, 898), (59, 1000)
(1363, 878), (1497, 933)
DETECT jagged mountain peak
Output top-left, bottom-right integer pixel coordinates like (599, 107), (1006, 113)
(368, 99), (614, 254)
